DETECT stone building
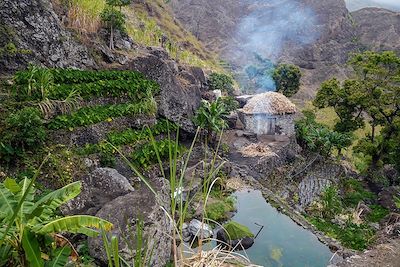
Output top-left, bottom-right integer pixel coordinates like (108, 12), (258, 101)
(237, 92), (297, 136)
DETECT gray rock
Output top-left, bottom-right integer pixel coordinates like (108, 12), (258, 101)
(88, 177), (171, 267)
(188, 219), (213, 240)
(61, 168), (134, 216)
(0, 0), (95, 73)
(125, 47), (204, 133)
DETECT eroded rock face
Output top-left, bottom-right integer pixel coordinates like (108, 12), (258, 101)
(61, 168), (135, 216)
(88, 177), (171, 267)
(0, 0), (95, 73)
(125, 47), (205, 133)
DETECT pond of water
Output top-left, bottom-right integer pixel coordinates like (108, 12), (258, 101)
(230, 189), (333, 267)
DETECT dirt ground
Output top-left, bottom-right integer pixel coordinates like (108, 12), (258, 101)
(331, 238), (400, 267)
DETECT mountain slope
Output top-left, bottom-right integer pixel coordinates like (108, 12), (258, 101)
(170, 0), (400, 100)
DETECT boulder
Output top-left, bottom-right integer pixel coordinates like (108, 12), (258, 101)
(125, 47), (205, 133)
(0, 0), (95, 73)
(378, 186), (400, 212)
(88, 177), (171, 267)
(186, 219), (213, 240)
(215, 222), (255, 251)
(61, 168), (134, 216)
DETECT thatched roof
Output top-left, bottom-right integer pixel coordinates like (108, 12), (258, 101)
(240, 92), (296, 115)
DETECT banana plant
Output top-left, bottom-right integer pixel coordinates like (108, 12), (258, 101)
(0, 178), (113, 266)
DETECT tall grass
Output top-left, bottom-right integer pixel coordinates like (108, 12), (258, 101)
(66, 0), (105, 34)
(110, 125), (255, 266)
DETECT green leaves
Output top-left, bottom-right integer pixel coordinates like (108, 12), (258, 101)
(193, 99), (229, 137)
(48, 98), (157, 130)
(45, 246), (71, 267)
(36, 215), (113, 236)
(273, 63), (301, 97)
(208, 73), (234, 94)
(22, 229), (44, 267)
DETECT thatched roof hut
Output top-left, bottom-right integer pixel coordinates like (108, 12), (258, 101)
(238, 92), (297, 136)
(241, 92), (296, 115)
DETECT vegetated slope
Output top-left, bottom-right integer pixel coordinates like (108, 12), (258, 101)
(170, 0), (400, 101)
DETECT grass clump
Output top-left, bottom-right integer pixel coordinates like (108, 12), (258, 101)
(223, 221), (254, 241)
(205, 197), (235, 222)
(342, 179), (376, 207)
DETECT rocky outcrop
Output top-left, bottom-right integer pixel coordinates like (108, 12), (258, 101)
(88, 177), (171, 267)
(352, 8), (400, 52)
(61, 168), (135, 216)
(0, 0), (95, 74)
(125, 47), (205, 133)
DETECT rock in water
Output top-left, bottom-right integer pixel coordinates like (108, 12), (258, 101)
(187, 219), (213, 240)
(61, 168), (134, 216)
(0, 0), (95, 73)
(89, 177), (171, 267)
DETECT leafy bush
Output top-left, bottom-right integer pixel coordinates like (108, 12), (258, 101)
(219, 96), (239, 113)
(208, 73), (234, 95)
(321, 186), (342, 219)
(367, 205), (389, 223)
(272, 63), (301, 97)
(48, 98), (157, 130)
(295, 111), (352, 157)
(0, 107), (46, 161)
(342, 179), (376, 207)
(193, 99), (229, 141)
(0, 177), (112, 266)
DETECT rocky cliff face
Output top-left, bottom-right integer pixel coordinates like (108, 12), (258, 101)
(171, 0), (400, 100)
(0, 0), (95, 73)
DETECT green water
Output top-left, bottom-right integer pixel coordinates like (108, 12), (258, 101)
(231, 189), (333, 267)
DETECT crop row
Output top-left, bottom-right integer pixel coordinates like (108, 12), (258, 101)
(47, 98), (157, 130)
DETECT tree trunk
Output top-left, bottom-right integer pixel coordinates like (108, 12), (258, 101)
(109, 24), (114, 50)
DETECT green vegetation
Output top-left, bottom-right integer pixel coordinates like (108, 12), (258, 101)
(205, 196), (235, 222)
(219, 96), (239, 113)
(342, 179), (376, 206)
(48, 99), (157, 130)
(295, 110), (352, 157)
(193, 99), (229, 141)
(223, 221), (254, 241)
(309, 217), (375, 251)
(314, 51), (400, 185)
(273, 63), (301, 97)
(208, 73), (235, 95)
(131, 139), (185, 169)
(0, 175), (112, 266)
(321, 186), (342, 219)
(101, 0), (131, 50)
(0, 107), (46, 162)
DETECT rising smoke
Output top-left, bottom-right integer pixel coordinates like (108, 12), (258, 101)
(228, 0), (319, 92)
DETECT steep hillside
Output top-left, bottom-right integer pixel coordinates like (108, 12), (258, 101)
(170, 0), (400, 100)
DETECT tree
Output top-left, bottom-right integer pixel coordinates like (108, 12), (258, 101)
(314, 51), (400, 181)
(208, 73), (234, 95)
(101, 0), (131, 50)
(273, 63), (301, 97)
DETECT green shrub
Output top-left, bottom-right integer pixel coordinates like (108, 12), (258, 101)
(342, 179), (376, 207)
(0, 107), (46, 160)
(367, 205), (389, 223)
(321, 186), (342, 219)
(208, 73), (234, 95)
(220, 96), (239, 112)
(295, 110), (352, 157)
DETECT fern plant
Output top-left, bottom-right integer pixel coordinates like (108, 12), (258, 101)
(0, 177), (112, 266)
